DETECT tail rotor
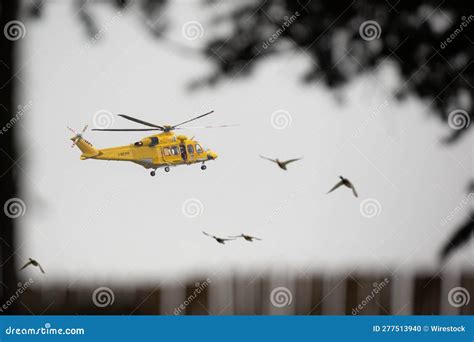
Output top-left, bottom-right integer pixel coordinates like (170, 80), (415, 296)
(68, 125), (88, 148)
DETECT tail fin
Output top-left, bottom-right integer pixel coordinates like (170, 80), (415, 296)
(72, 136), (99, 159)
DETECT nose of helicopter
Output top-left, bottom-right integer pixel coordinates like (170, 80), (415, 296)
(207, 150), (218, 160)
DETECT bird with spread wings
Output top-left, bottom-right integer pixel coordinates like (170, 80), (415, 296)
(327, 176), (358, 198)
(259, 155), (302, 170)
(202, 231), (236, 244)
(229, 234), (262, 242)
(20, 258), (45, 274)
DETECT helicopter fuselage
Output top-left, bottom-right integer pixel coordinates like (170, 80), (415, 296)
(74, 131), (218, 171)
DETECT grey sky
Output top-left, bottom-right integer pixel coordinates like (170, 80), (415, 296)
(15, 2), (473, 283)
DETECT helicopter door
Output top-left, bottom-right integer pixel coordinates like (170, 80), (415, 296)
(162, 145), (182, 164)
(186, 143), (196, 163)
(179, 144), (188, 162)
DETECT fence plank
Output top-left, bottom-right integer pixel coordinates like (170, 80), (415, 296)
(460, 274), (474, 315)
(413, 275), (441, 314)
(294, 276), (323, 315)
(321, 276), (346, 315)
(207, 277), (233, 315)
(378, 277), (392, 315)
(439, 273), (460, 315)
(7, 272), (472, 315)
(308, 277), (324, 315)
(391, 273), (414, 315)
(132, 287), (161, 315)
(184, 279), (210, 315)
(295, 276), (312, 315)
(254, 276), (270, 315)
(14, 287), (42, 315)
(157, 285), (185, 315)
(233, 275), (268, 315)
(345, 276), (391, 315)
(266, 277), (295, 315)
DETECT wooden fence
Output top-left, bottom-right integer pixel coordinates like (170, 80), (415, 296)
(7, 272), (474, 315)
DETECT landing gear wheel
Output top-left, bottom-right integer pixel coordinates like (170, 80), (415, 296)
(150, 171), (156, 177)
(164, 166), (170, 172)
(201, 165), (207, 170)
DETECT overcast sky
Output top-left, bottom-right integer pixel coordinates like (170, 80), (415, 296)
(14, 1), (473, 284)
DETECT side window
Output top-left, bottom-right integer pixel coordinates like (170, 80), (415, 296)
(163, 147), (171, 156)
(187, 145), (194, 154)
(195, 144), (203, 153)
(171, 146), (179, 155)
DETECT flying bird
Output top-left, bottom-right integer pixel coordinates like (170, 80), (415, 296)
(202, 231), (235, 244)
(20, 258), (45, 274)
(327, 176), (358, 197)
(259, 155), (302, 170)
(230, 234), (262, 242)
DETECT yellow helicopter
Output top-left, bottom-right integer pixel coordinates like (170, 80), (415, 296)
(69, 110), (235, 176)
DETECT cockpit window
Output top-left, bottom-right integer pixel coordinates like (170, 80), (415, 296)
(195, 144), (203, 153)
(187, 145), (194, 154)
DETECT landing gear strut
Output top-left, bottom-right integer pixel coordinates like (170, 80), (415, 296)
(201, 164), (207, 170)
(164, 166), (170, 172)
(150, 170), (156, 177)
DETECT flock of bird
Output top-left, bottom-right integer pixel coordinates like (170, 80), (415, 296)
(20, 155), (359, 271)
(201, 155), (359, 245)
(259, 155), (358, 198)
(19, 150), (471, 272)
(202, 232), (261, 244)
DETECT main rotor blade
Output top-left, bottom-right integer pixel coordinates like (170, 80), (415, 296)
(174, 124), (239, 130)
(117, 114), (164, 130)
(91, 128), (162, 132)
(172, 110), (215, 129)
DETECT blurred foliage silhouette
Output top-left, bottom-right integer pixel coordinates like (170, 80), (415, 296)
(440, 212), (474, 261)
(199, 0), (473, 143)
